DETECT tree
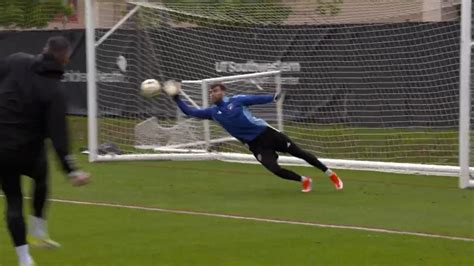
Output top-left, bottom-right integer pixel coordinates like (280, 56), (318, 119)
(316, 0), (344, 16)
(0, 0), (73, 29)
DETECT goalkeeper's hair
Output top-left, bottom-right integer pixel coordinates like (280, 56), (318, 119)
(210, 83), (227, 91)
(43, 36), (72, 56)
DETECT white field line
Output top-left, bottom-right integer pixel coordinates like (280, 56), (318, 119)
(32, 197), (474, 242)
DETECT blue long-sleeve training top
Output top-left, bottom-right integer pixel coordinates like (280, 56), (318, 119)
(174, 94), (274, 143)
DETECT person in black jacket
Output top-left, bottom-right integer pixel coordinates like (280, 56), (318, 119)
(0, 36), (90, 266)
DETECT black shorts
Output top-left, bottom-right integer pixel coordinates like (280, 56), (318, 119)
(247, 127), (294, 163)
(0, 148), (47, 182)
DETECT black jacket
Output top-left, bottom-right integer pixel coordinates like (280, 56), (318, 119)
(0, 52), (75, 173)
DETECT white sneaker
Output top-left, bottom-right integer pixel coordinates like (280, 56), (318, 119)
(19, 256), (36, 266)
(20, 260), (36, 266)
(28, 216), (61, 249)
(28, 235), (61, 249)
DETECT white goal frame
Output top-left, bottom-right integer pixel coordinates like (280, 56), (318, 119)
(133, 70), (282, 154)
(459, 0), (474, 188)
(179, 70), (284, 151)
(85, 0), (474, 188)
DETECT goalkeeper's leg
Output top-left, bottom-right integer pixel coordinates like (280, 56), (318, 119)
(1, 169), (35, 266)
(253, 149), (312, 192)
(30, 154), (48, 219)
(26, 151), (60, 249)
(264, 127), (343, 190)
(286, 142), (327, 172)
(285, 139), (343, 190)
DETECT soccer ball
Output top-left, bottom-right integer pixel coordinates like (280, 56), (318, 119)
(163, 80), (181, 97)
(140, 79), (161, 97)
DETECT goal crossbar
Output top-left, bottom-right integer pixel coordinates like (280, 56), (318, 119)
(181, 71), (281, 84)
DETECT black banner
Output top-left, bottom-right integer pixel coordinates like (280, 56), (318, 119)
(97, 22), (463, 128)
(0, 30), (87, 115)
(0, 23), (470, 128)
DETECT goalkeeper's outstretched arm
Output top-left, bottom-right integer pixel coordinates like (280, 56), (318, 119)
(174, 95), (213, 120)
(234, 93), (282, 106)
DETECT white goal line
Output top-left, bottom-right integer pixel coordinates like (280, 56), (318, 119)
(2, 195), (470, 242)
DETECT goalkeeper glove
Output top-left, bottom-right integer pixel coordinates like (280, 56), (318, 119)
(273, 89), (285, 102)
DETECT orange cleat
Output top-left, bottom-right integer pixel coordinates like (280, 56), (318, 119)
(301, 176), (312, 193)
(330, 173), (343, 190)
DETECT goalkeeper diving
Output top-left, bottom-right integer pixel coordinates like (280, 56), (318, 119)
(169, 82), (343, 192)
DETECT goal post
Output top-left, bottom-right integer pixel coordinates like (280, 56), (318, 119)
(85, 0), (98, 163)
(459, 0), (474, 188)
(85, 0), (474, 187)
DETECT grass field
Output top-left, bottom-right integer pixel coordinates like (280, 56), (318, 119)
(0, 117), (473, 265)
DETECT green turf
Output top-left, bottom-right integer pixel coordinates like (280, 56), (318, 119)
(0, 203), (472, 266)
(0, 116), (473, 265)
(48, 160), (474, 238)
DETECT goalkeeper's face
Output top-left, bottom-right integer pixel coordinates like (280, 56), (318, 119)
(210, 85), (225, 103)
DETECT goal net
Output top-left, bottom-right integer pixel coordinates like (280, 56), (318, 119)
(86, 0), (474, 184)
(134, 71), (282, 156)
